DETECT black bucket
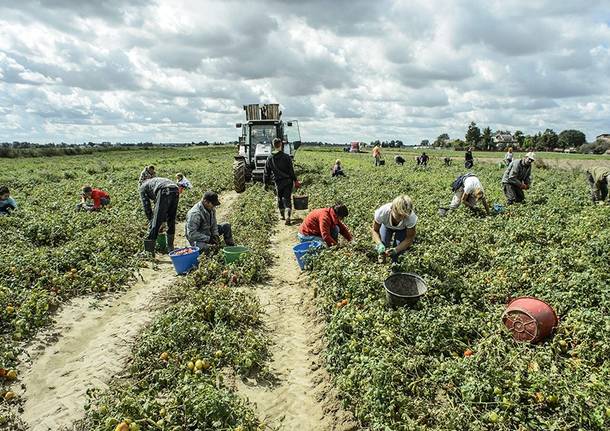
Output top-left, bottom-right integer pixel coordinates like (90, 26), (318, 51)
(143, 239), (156, 257)
(293, 195), (309, 210)
(384, 272), (427, 308)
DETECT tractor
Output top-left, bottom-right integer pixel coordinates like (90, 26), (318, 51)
(233, 103), (301, 193)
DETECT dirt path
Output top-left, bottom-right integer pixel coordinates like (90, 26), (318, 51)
(16, 191), (238, 431)
(236, 220), (357, 431)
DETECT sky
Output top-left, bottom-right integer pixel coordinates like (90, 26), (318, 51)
(0, 0), (609, 144)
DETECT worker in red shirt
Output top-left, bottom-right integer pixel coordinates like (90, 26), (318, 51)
(297, 203), (352, 247)
(79, 186), (110, 211)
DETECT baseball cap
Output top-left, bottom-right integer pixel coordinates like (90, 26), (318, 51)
(204, 191), (221, 206)
(525, 151), (536, 161)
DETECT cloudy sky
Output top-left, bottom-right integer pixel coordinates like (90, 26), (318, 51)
(1, 0), (609, 144)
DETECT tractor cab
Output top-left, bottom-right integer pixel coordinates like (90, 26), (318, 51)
(233, 104), (301, 192)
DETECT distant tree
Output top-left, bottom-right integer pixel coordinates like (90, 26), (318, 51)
(420, 139), (430, 147)
(558, 129), (586, 149)
(465, 122), (481, 148)
(539, 129), (558, 150)
(452, 139), (467, 151)
(481, 127), (492, 151)
(513, 130), (525, 147)
(395, 140), (403, 147)
(434, 133), (450, 147)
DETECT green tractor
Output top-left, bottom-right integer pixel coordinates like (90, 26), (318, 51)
(233, 103), (301, 193)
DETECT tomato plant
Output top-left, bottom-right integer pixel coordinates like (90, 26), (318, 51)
(299, 149), (610, 430)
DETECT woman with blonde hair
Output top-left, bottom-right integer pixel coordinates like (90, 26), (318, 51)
(446, 173), (489, 215)
(371, 195), (417, 263)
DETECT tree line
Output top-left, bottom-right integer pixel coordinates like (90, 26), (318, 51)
(430, 123), (608, 154)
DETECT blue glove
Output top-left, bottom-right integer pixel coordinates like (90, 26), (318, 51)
(375, 243), (386, 254)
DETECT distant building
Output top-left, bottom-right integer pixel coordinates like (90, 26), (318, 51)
(596, 134), (610, 143)
(493, 132), (516, 148)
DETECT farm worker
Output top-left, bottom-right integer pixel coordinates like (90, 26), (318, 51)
(185, 191), (235, 253)
(176, 173), (192, 193)
(501, 152), (535, 205)
(372, 145), (382, 166)
(297, 203), (352, 247)
(443, 157), (452, 167)
(139, 165), (156, 186)
(80, 186), (110, 211)
(394, 155), (405, 166)
(331, 159), (346, 177)
(504, 147), (513, 166)
(465, 147), (474, 169)
(586, 167), (609, 203)
(140, 177), (179, 250)
(264, 137), (300, 226)
(0, 186), (17, 216)
(447, 174), (490, 215)
(418, 152), (429, 167)
(372, 195), (417, 263)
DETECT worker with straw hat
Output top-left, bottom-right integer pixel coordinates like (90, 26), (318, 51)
(502, 151), (536, 205)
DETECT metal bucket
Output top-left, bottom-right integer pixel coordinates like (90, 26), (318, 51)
(384, 272), (428, 308)
(143, 239), (156, 257)
(502, 296), (558, 343)
(293, 195), (309, 210)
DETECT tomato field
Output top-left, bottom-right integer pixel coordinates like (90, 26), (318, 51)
(299, 149), (610, 430)
(0, 146), (609, 430)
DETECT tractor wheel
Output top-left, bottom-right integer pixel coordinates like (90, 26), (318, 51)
(233, 159), (247, 193)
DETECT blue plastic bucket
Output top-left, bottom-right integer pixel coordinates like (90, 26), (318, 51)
(168, 247), (200, 275)
(493, 203), (505, 213)
(293, 241), (323, 270)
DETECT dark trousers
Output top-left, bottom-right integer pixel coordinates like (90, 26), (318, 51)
(587, 172), (609, 202)
(503, 183), (525, 205)
(275, 180), (293, 210)
(147, 188), (179, 240)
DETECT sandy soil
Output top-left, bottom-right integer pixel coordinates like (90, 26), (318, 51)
(235, 219), (358, 431)
(15, 191), (238, 431)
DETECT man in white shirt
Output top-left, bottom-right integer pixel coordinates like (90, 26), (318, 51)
(448, 174), (490, 215)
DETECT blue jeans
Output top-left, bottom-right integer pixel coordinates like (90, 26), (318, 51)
(298, 226), (339, 244)
(380, 225), (406, 263)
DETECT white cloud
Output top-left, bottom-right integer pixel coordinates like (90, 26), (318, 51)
(0, 0), (609, 144)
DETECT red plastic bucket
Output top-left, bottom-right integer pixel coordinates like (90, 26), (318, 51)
(502, 296), (558, 343)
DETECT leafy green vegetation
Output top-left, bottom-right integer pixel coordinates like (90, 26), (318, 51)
(299, 150), (610, 430)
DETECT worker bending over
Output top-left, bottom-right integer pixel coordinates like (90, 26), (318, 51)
(140, 177), (179, 251)
(502, 152), (535, 205)
(586, 167), (609, 204)
(298, 203), (352, 247)
(372, 195), (417, 263)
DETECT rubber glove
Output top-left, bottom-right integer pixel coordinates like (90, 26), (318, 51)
(375, 243), (386, 254)
(386, 248), (397, 257)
